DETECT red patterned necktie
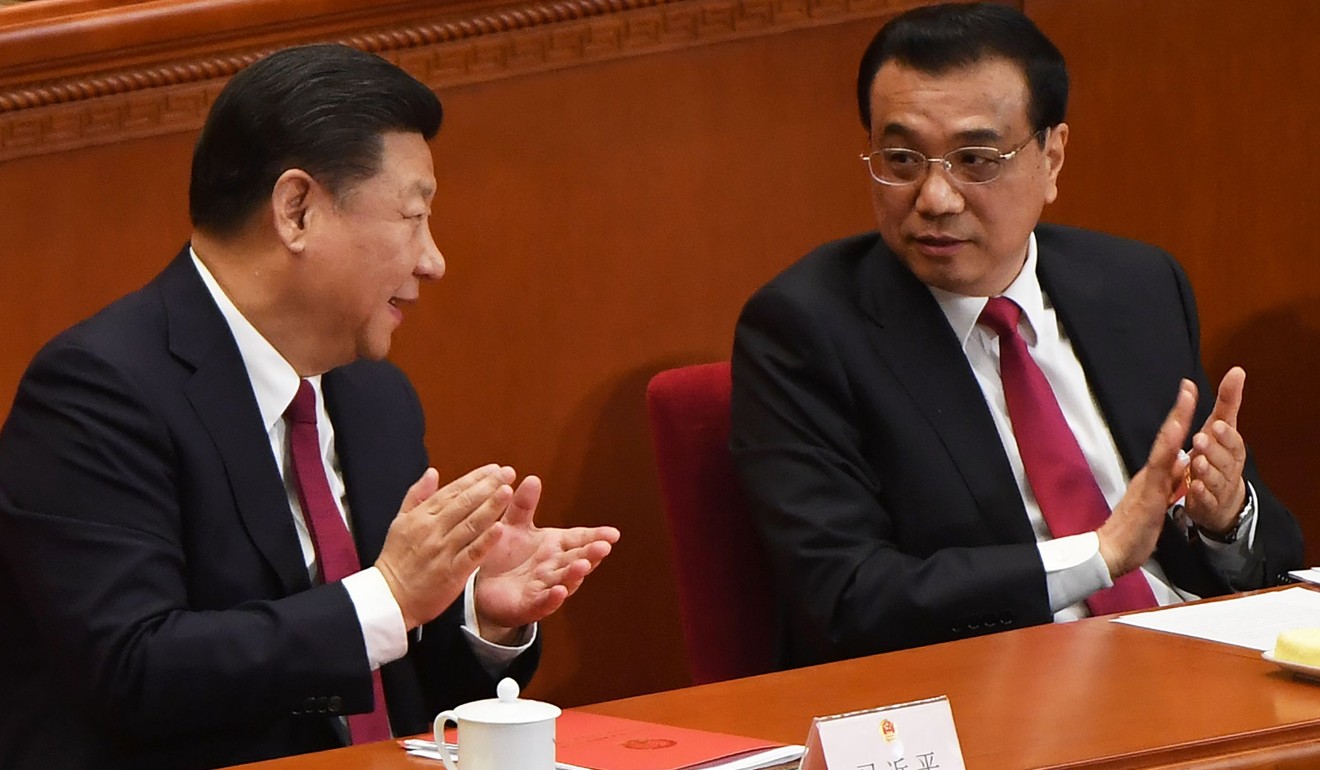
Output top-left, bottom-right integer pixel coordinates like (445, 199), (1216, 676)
(286, 379), (393, 743)
(978, 297), (1157, 615)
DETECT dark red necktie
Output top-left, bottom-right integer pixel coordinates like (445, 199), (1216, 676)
(978, 297), (1157, 616)
(286, 380), (392, 743)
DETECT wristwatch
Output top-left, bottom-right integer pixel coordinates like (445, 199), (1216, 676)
(1197, 491), (1254, 544)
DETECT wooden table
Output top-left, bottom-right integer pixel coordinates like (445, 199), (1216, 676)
(228, 613), (1320, 769)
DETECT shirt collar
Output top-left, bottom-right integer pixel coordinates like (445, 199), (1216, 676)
(189, 246), (320, 433)
(928, 231), (1048, 347)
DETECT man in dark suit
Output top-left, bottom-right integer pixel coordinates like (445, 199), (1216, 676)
(0, 45), (618, 769)
(730, 2), (1303, 667)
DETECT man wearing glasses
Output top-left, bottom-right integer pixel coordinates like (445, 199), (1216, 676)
(730, 1), (1303, 666)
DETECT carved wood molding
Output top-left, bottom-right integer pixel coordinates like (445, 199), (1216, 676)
(0, 0), (916, 162)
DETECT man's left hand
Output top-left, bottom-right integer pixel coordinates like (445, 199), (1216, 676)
(473, 474), (620, 644)
(1184, 366), (1249, 535)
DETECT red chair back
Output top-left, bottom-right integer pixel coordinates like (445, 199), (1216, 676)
(646, 362), (776, 684)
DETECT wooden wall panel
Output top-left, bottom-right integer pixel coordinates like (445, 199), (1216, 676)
(1027, 0), (1320, 562)
(0, 134), (194, 409)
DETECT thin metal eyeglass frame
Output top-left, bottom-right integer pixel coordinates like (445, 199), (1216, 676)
(860, 127), (1049, 187)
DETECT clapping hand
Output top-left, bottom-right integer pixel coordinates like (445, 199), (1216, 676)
(1182, 367), (1249, 536)
(473, 474), (620, 643)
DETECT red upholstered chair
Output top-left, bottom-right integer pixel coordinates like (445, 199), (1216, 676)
(645, 362), (776, 685)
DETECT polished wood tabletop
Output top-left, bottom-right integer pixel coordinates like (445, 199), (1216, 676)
(228, 610), (1320, 769)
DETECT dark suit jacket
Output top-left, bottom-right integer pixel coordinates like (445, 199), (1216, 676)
(0, 248), (538, 770)
(730, 224), (1304, 667)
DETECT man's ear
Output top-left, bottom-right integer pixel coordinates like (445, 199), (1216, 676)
(271, 169), (315, 253)
(1043, 122), (1068, 205)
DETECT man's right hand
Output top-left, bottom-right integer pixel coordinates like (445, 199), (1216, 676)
(375, 465), (515, 630)
(1097, 379), (1197, 579)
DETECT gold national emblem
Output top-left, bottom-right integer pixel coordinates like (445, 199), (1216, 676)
(880, 719), (897, 743)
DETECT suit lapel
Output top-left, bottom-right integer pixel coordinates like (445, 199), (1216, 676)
(856, 242), (1037, 543)
(159, 249), (310, 596)
(1036, 237), (1145, 476)
(323, 368), (395, 565)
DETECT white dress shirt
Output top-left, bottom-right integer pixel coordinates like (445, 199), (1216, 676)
(928, 233), (1257, 620)
(190, 249), (532, 671)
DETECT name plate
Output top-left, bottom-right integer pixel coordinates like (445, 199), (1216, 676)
(799, 695), (965, 770)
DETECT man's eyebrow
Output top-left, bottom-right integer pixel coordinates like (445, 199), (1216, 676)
(877, 122), (918, 144)
(409, 180), (436, 199)
(875, 123), (1007, 146)
(950, 127), (1005, 145)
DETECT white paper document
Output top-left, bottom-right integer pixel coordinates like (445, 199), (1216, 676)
(1113, 586), (1320, 650)
(1288, 568), (1320, 586)
(400, 740), (592, 770)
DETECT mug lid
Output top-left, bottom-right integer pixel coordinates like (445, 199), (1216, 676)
(453, 678), (562, 724)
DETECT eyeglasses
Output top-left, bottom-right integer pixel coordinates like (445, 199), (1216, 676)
(860, 128), (1048, 186)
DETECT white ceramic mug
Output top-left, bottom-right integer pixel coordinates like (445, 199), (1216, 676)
(434, 678), (561, 770)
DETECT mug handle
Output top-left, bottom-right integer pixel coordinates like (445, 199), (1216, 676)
(433, 710), (459, 770)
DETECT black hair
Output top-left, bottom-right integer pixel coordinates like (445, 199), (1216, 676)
(856, 2), (1068, 135)
(189, 44), (443, 237)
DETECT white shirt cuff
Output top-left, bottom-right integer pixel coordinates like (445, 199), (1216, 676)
(462, 571), (537, 675)
(342, 566), (409, 670)
(1038, 532), (1112, 614)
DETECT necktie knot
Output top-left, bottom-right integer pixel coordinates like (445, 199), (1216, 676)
(977, 296), (1022, 339)
(286, 380), (317, 426)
